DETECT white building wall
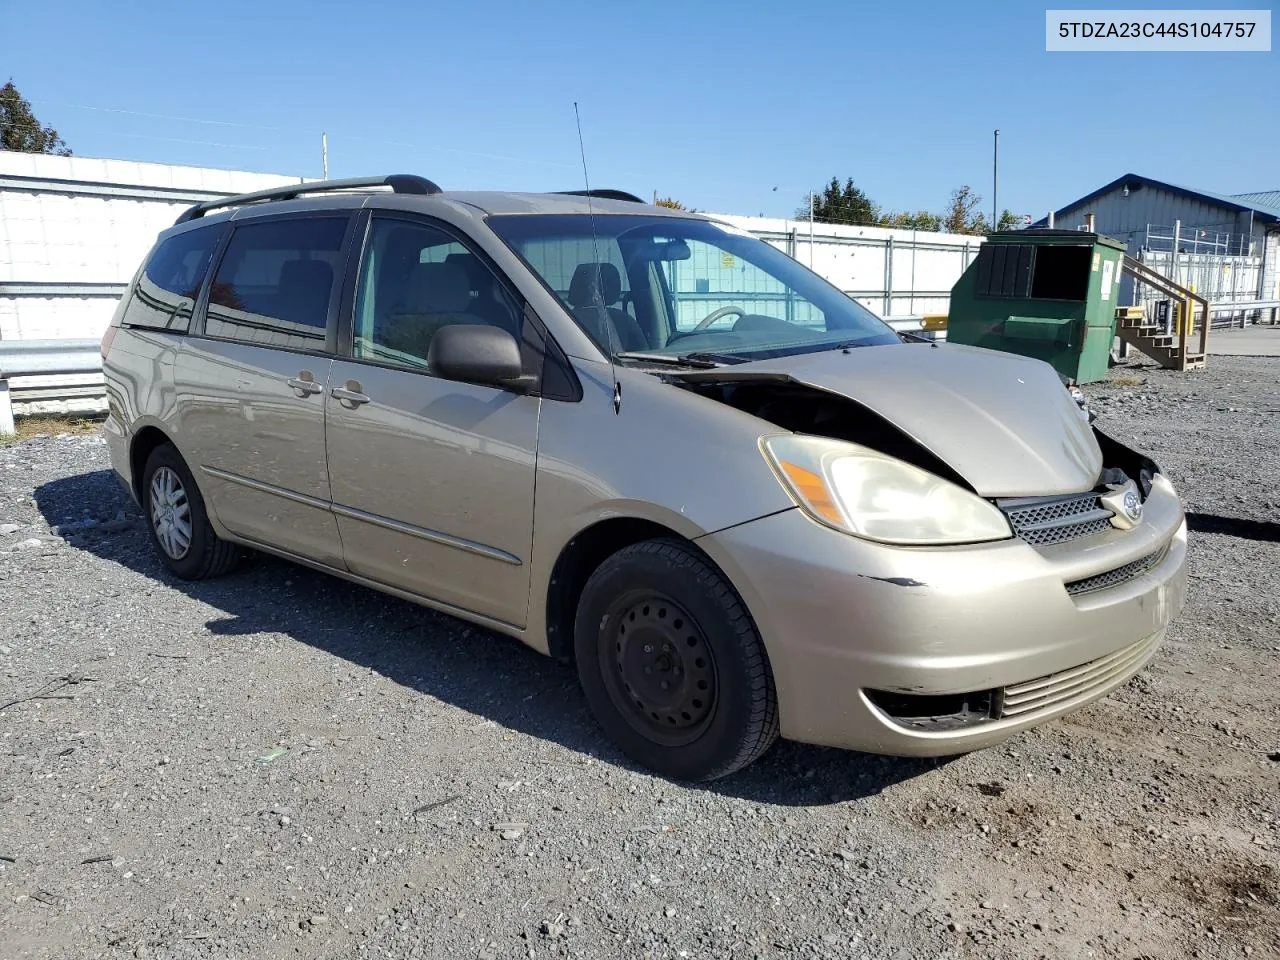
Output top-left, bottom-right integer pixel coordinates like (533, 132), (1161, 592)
(1263, 231), (1280, 303)
(0, 295), (107, 343)
(0, 153), (305, 341)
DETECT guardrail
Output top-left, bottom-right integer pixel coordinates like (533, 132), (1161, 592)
(1205, 299), (1280, 328)
(0, 339), (103, 435)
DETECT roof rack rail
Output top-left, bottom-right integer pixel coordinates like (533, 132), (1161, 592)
(554, 189), (646, 204)
(174, 174), (442, 224)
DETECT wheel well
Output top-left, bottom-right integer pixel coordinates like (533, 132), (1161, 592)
(545, 518), (689, 661)
(129, 426), (173, 501)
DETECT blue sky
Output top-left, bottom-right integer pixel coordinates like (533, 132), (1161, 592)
(5, 0), (1277, 219)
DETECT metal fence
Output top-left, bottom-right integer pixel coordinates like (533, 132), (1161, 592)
(1129, 249), (1267, 328)
(1114, 219), (1274, 327)
(1135, 249), (1262, 301)
(1141, 222), (1253, 257)
(713, 215), (982, 318)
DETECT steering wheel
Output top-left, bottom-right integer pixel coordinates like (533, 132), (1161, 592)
(691, 305), (746, 332)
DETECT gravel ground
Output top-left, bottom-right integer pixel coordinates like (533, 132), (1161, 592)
(1, 354), (1277, 960)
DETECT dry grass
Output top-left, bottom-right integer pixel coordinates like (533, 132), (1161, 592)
(0, 415), (104, 444)
(1108, 373), (1147, 388)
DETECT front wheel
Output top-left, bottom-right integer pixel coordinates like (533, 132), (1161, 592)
(574, 538), (779, 781)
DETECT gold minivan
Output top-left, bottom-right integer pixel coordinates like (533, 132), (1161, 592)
(102, 176), (1188, 781)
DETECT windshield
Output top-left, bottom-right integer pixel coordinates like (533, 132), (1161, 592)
(487, 214), (899, 362)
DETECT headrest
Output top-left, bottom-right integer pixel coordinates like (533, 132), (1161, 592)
(278, 259), (333, 294)
(383, 228), (428, 266)
(404, 261), (471, 313)
(568, 262), (622, 308)
(444, 251), (483, 287)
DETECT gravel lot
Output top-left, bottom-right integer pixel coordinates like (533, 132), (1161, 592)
(2, 354), (1277, 960)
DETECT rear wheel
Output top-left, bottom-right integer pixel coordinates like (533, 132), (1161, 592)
(141, 443), (240, 580)
(574, 538), (778, 781)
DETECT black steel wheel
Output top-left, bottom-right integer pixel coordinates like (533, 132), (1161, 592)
(603, 593), (718, 746)
(574, 538), (778, 781)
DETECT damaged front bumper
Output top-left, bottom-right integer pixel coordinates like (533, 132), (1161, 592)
(695, 474), (1187, 756)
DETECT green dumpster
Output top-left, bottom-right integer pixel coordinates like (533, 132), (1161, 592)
(945, 230), (1126, 384)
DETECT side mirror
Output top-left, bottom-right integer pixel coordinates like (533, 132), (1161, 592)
(427, 324), (534, 391)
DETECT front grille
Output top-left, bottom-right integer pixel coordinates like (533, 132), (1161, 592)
(1064, 547), (1167, 597)
(999, 492), (1114, 546)
(998, 631), (1163, 719)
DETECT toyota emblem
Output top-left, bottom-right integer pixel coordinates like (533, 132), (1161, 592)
(1101, 481), (1144, 530)
(1123, 490), (1142, 522)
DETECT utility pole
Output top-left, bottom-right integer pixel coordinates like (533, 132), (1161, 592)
(322, 132), (329, 180)
(992, 129), (999, 232)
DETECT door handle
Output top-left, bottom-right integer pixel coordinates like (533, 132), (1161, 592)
(331, 380), (370, 407)
(286, 371), (324, 397)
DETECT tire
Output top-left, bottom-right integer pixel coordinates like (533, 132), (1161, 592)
(141, 443), (241, 580)
(574, 538), (779, 781)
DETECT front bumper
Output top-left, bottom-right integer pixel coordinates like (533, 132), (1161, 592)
(696, 475), (1187, 756)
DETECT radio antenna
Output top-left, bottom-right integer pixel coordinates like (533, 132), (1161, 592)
(574, 101), (621, 414)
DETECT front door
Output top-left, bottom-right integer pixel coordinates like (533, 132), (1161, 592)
(177, 214), (352, 567)
(324, 215), (540, 626)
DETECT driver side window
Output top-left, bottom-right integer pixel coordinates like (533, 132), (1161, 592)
(659, 238), (826, 333)
(353, 218), (523, 369)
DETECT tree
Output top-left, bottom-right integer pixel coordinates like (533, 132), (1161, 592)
(799, 177), (878, 226)
(942, 185), (984, 234)
(0, 80), (71, 155)
(653, 196), (686, 210)
(878, 209), (942, 231)
(996, 209), (1019, 231)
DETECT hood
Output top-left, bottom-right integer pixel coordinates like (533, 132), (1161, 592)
(669, 343), (1103, 498)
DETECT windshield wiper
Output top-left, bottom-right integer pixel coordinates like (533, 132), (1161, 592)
(677, 351), (750, 365)
(612, 351), (723, 368)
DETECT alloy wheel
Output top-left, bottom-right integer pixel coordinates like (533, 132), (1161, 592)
(149, 465), (192, 560)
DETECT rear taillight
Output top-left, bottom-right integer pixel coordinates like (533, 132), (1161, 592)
(100, 326), (118, 359)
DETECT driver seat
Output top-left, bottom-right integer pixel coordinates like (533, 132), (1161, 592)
(566, 263), (647, 352)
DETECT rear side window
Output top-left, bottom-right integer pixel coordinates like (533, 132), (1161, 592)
(204, 217), (348, 351)
(121, 225), (221, 332)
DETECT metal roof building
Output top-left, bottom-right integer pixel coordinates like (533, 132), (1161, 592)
(1228, 190), (1280, 211)
(1035, 173), (1280, 306)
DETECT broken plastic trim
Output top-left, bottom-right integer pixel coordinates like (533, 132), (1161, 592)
(1092, 427), (1160, 499)
(864, 688), (999, 731)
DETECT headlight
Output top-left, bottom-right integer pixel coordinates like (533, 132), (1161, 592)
(760, 435), (1012, 545)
